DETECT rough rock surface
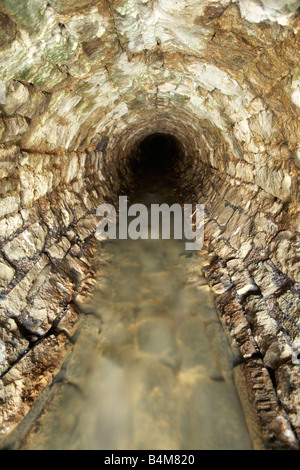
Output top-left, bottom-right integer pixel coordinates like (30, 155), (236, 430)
(0, 0), (299, 450)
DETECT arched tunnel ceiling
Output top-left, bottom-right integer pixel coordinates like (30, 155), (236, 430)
(0, 0), (299, 207)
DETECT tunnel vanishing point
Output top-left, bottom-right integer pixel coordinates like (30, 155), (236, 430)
(0, 0), (299, 451)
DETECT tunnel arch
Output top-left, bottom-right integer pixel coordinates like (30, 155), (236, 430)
(0, 0), (299, 451)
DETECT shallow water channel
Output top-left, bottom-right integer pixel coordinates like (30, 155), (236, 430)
(13, 176), (252, 450)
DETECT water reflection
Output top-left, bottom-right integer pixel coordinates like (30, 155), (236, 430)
(17, 176), (252, 450)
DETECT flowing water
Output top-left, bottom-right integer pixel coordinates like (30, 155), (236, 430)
(8, 175), (252, 450)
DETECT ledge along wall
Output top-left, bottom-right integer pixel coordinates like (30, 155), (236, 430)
(0, 0), (299, 449)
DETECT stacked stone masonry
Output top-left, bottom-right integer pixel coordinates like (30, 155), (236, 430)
(0, 0), (299, 450)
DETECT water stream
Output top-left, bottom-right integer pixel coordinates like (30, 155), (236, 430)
(11, 173), (252, 450)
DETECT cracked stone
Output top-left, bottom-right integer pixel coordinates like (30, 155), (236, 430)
(0, 256), (15, 290)
(3, 223), (47, 261)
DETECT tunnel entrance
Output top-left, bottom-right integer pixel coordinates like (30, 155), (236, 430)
(135, 133), (181, 175)
(3, 132), (253, 451)
(128, 133), (183, 186)
(0, 0), (299, 450)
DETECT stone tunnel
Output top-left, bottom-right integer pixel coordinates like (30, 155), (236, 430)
(0, 0), (299, 451)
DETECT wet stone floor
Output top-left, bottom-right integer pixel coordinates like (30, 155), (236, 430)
(13, 177), (252, 450)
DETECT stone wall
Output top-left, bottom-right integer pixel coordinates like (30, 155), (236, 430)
(0, 0), (299, 449)
(174, 159), (300, 449)
(0, 146), (104, 434)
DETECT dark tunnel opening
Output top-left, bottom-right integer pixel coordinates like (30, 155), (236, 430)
(129, 133), (183, 183)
